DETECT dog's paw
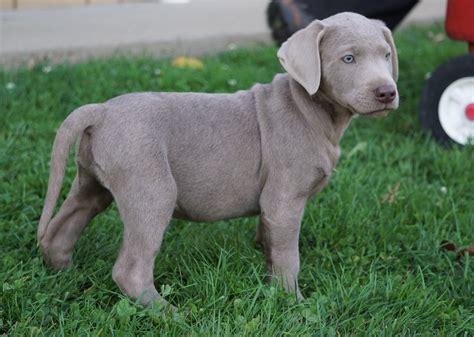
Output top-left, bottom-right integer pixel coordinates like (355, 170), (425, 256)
(39, 240), (73, 271)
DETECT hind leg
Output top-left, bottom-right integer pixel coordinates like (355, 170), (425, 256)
(39, 167), (113, 270)
(110, 168), (177, 308)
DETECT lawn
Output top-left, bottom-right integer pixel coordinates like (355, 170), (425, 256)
(1, 22), (473, 336)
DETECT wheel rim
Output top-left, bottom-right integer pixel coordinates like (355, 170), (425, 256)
(438, 77), (474, 145)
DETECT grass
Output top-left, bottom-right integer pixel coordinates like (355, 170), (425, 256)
(1, 22), (473, 336)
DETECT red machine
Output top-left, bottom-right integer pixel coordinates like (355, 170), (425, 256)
(420, 0), (474, 145)
(445, 0), (474, 53)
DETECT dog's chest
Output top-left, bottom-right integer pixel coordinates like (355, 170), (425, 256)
(308, 145), (340, 197)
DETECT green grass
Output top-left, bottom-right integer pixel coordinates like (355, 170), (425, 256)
(1, 22), (473, 336)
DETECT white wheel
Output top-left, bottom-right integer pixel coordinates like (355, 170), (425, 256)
(420, 54), (474, 146)
(438, 77), (474, 145)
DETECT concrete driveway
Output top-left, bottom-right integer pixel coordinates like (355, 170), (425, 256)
(0, 0), (447, 67)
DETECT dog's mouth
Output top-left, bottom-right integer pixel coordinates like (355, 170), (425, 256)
(361, 102), (399, 117)
(351, 94), (399, 118)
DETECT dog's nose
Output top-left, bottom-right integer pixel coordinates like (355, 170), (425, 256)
(374, 85), (396, 104)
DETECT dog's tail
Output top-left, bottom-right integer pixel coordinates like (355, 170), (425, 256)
(37, 104), (105, 242)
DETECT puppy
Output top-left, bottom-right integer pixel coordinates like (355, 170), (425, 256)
(38, 12), (399, 308)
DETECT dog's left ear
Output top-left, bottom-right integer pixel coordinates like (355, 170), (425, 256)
(277, 21), (326, 96)
(372, 19), (399, 82)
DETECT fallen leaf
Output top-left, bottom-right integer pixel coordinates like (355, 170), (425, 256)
(457, 247), (474, 260)
(171, 56), (204, 70)
(440, 240), (474, 261)
(381, 182), (400, 204)
(440, 240), (457, 252)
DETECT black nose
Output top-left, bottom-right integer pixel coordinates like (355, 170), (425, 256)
(374, 85), (396, 104)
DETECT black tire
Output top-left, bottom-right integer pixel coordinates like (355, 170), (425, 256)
(419, 54), (474, 145)
(266, 1), (291, 46)
(266, 0), (418, 46)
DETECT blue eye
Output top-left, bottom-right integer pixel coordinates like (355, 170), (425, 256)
(342, 55), (355, 63)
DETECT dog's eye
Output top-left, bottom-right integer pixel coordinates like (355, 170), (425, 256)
(342, 55), (355, 63)
(385, 52), (391, 60)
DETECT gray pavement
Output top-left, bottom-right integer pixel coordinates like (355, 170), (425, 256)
(0, 0), (447, 67)
(401, 0), (447, 26)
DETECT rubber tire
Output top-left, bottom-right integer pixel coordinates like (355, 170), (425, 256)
(266, 1), (292, 46)
(419, 54), (474, 145)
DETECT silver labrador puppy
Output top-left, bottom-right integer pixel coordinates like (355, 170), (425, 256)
(38, 12), (399, 307)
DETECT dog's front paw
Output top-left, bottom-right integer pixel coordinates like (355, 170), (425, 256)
(39, 240), (73, 270)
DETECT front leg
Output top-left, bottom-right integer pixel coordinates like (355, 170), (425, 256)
(258, 183), (307, 301)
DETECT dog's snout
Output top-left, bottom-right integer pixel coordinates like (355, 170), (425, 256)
(374, 85), (396, 104)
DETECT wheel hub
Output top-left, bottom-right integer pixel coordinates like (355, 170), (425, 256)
(466, 103), (474, 121)
(438, 77), (474, 144)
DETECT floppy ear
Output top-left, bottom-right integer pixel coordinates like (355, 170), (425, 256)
(382, 27), (399, 82)
(371, 19), (399, 82)
(277, 21), (326, 96)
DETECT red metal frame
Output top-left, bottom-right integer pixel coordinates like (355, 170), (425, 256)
(445, 0), (474, 53)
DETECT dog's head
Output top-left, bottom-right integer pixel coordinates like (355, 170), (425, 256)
(278, 12), (399, 117)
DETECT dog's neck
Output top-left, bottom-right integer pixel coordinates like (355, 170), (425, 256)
(314, 89), (354, 145)
(287, 76), (353, 146)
